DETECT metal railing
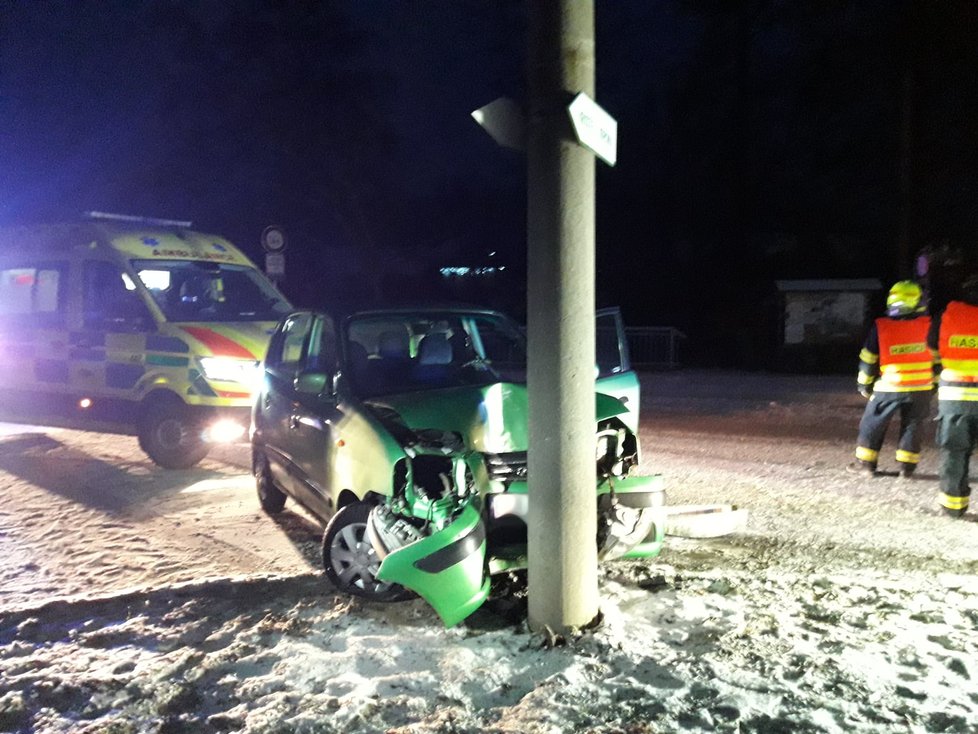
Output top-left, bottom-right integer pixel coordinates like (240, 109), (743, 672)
(625, 326), (686, 369)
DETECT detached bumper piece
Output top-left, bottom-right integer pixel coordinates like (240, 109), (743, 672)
(371, 500), (490, 628)
(597, 474), (666, 560)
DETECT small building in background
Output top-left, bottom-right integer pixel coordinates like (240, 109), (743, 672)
(775, 278), (883, 372)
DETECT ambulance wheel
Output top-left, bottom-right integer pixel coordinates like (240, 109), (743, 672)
(322, 502), (411, 602)
(138, 400), (209, 469)
(254, 449), (286, 513)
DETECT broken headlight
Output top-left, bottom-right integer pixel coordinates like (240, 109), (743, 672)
(596, 421), (637, 478)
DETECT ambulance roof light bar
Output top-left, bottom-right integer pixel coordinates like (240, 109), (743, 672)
(83, 211), (193, 229)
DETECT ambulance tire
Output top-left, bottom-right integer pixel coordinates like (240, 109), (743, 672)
(138, 399), (210, 470)
(254, 449), (286, 513)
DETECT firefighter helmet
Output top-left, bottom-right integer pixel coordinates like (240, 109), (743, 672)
(886, 280), (924, 317)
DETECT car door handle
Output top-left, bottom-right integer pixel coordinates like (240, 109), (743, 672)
(289, 415), (300, 430)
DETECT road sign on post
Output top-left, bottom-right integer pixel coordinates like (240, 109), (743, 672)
(265, 252), (285, 279)
(261, 226), (286, 283)
(471, 97), (526, 151)
(567, 92), (617, 166)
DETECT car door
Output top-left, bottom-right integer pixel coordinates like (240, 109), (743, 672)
(259, 312), (316, 497)
(286, 313), (340, 515)
(595, 307), (640, 433)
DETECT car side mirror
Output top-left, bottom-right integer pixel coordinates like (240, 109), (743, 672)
(294, 370), (333, 397)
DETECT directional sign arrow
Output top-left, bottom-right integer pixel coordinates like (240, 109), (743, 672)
(567, 92), (617, 166)
(471, 97), (526, 151)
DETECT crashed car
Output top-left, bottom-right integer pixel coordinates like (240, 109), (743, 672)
(251, 306), (665, 626)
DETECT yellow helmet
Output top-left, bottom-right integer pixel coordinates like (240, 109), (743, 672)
(886, 280), (924, 317)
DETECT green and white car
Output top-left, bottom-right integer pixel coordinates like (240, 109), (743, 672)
(251, 306), (665, 626)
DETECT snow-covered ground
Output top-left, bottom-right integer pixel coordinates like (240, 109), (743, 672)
(1, 370), (977, 733)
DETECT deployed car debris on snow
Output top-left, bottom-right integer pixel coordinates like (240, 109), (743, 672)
(251, 306), (665, 626)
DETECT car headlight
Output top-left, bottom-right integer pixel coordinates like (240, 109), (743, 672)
(199, 357), (261, 385)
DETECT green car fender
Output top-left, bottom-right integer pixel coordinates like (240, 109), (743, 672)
(375, 499), (491, 627)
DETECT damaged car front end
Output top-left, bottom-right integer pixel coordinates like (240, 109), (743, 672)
(252, 307), (664, 627)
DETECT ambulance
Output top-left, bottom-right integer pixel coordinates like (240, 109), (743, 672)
(0, 214), (292, 468)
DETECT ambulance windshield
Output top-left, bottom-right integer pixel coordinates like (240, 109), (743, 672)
(132, 259), (290, 323)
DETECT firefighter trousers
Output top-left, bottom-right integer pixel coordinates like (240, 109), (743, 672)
(936, 413), (978, 510)
(855, 390), (932, 468)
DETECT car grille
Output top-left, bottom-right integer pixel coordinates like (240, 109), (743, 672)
(484, 451), (528, 485)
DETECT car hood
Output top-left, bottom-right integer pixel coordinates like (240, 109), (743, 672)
(365, 382), (627, 454)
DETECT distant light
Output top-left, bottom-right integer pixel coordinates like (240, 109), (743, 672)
(78, 398), (92, 409)
(440, 266), (503, 278)
(488, 251), (496, 257)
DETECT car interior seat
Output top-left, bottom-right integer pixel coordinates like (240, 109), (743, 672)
(413, 332), (454, 384)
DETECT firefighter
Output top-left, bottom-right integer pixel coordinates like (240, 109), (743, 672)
(849, 280), (936, 477)
(927, 273), (978, 517)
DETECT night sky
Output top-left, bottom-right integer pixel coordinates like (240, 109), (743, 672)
(3, 1), (978, 363)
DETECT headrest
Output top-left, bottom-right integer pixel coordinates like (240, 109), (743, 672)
(377, 330), (409, 359)
(417, 333), (452, 365)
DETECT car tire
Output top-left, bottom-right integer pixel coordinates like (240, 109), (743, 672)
(321, 501), (412, 602)
(138, 399), (210, 470)
(254, 449), (286, 513)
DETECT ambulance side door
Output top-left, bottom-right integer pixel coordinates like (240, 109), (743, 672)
(71, 260), (154, 406)
(0, 260), (70, 401)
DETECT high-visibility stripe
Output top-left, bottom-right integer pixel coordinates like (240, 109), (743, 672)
(857, 371), (875, 386)
(146, 334), (190, 353)
(940, 369), (978, 383)
(215, 389), (251, 399)
(939, 493), (969, 510)
(895, 449), (920, 464)
(937, 386), (978, 401)
(146, 354), (190, 367)
(181, 326), (256, 359)
(940, 358), (978, 371)
(859, 349), (879, 364)
(856, 446), (879, 462)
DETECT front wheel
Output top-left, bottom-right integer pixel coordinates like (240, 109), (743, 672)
(138, 401), (210, 469)
(321, 502), (410, 602)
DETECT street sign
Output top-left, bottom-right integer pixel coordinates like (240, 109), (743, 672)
(567, 92), (617, 166)
(265, 252), (285, 278)
(471, 97), (525, 151)
(261, 225), (287, 253)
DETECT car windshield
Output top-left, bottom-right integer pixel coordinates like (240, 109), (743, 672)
(344, 311), (527, 397)
(131, 259), (290, 323)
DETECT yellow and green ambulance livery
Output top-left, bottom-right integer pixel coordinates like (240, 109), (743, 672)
(0, 214), (291, 468)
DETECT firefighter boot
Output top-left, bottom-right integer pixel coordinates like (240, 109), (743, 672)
(897, 462), (916, 479)
(846, 459), (877, 477)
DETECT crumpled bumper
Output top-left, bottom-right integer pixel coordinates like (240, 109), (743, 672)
(373, 500), (490, 628)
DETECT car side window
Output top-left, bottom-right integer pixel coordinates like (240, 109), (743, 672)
(306, 316), (337, 373)
(266, 313), (314, 374)
(596, 310), (630, 377)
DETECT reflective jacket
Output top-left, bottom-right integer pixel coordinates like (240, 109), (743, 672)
(935, 301), (978, 404)
(858, 316), (935, 394)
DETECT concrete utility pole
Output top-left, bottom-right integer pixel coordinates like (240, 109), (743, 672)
(526, 0), (599, 633)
